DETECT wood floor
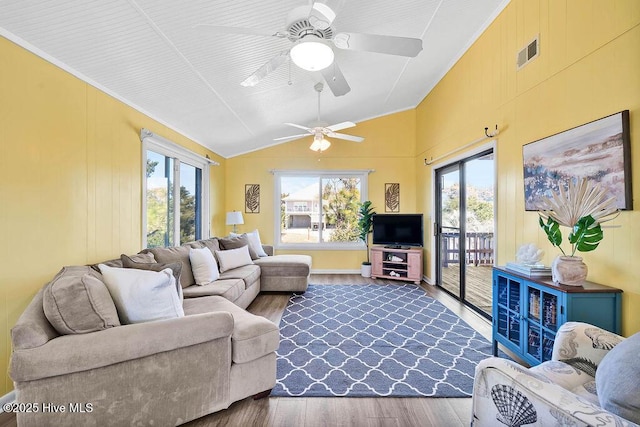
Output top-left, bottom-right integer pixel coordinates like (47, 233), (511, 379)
(0, 275), (495, 427)
(440, 265), (493, 316)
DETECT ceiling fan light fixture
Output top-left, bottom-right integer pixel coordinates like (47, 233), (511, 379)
(290, 37), (334, 71)
(309, 136), (331, 152)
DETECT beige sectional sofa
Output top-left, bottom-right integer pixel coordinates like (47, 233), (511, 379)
(9, 236), (311, 426)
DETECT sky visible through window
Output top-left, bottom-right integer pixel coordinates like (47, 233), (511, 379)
(442, 158), (494, 189)
(281, 176), (319, 195)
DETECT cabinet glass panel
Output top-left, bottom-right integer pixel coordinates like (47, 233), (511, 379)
(497, 277), (508, 306)
(528, 288), (541, 321)
(542, 332), (554, 362)
(542, 292), (558, 331)
(508, 313), (520, 345)
(497, 307), (508, 337)
(527, 325), (541, 360)
(508, 281), (520, 312)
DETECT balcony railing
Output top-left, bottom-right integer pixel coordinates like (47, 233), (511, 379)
(441, 228), (494, 267)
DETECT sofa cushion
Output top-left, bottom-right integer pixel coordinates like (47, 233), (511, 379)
(144, 246), (195, 288)
(219, 235), (259, 260)
(42, 266), (121, 335)
(215, 246), (253, 273)
(189, 247), (220, 285)
(182, 279), (244, 302)
(219, 264), (261, 289)
(120, 254), (183, 299)
(596, 332), (640, 424)
(183, 296), (279, 364)
(253, 254), (311, 277)
(99, 264), (184, 324)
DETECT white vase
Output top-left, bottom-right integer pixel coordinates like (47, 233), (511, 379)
(361, 263), (372, 278)
(552, 256), (588, 286)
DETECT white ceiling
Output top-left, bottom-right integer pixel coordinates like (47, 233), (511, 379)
(0, 0), (509, 158)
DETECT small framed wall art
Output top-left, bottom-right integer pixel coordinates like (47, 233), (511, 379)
(245, 184), (260, 213)
(385, 183), (400, 212)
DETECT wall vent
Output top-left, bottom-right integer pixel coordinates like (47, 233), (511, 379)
(517, 36), (539, 69)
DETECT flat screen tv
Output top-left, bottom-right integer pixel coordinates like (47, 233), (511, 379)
(372, 214), (423, 248)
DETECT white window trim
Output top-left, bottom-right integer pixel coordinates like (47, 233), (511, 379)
(141, 129), (212, 248)
(273, 169), (372, 251)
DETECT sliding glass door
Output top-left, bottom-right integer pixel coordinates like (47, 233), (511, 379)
(435, 150), (495, 317)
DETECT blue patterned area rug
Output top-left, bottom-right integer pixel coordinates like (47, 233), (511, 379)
(271, 283), (497, 398)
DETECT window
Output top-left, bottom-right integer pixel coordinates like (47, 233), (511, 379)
(142, 132), (209, 248)
(274, 170), (369, 249)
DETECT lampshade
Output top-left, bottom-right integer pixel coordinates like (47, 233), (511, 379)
(225, 211), (244, 225)
(290, 36), (334, 71)
(310, 137), (331, 152)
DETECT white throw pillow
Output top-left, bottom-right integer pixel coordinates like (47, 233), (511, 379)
(98, 264), (184, 324)
(189, 247), (220, 285)
(246, 229), (269, 257)
(231, 229), (268, 257)
(215, 246), (253, 273)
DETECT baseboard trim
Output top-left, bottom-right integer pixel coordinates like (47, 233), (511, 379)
(0, 390), (16, 413)
(423, 275), (435, 285)
(311, 269), (361, 275)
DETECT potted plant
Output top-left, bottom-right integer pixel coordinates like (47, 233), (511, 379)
(538, 178), (618, 285)
(357, 201), (376, 277)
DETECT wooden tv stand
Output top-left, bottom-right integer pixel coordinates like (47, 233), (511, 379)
(371, 246), (423, 284)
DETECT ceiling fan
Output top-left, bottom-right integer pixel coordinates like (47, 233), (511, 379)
(196, 1), (423, 96)
(274, 82), (364, 152)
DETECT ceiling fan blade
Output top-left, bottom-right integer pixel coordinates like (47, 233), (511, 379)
(332, 32), (423, 57)
(284, 123), (313, 132)
(327, 121), (355, 132)
(240, 50), (290, 87)
(320, 62), (350, 96)
(274, 133), (310, 142)
(309, 0), (344, 30)
(194, 24), (288, 38)
(327, 131), (364, 142)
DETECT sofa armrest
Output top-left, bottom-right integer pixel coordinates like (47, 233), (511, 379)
(11, 312), (233, 382)
(262, 245), (274, 256)
(552, 322), (624, 373)
(471, 357), (630, 427)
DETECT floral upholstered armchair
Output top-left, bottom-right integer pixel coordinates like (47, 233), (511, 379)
(471, 322), (640, 426)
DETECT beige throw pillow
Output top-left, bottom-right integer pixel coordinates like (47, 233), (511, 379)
(219, 234), (259, 260)
(214, 246), (253, 273)
(142, 246), (195, 288)
(98, 264), (184, 324)
(43, 266), (121, 335)
(189, 247), (220, 285)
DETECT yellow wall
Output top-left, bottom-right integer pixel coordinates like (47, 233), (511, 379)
(0, 36), (225, 395)
(416, 0), (640, 335)
(225, 110), (418, 270)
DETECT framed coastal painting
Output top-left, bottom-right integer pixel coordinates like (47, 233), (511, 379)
(523, 110), (632, 211)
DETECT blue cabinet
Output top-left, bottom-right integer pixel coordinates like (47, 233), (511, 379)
(492, 267), (622, 366)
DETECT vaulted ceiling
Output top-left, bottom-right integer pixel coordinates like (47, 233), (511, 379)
(0, 0), (508, 157)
